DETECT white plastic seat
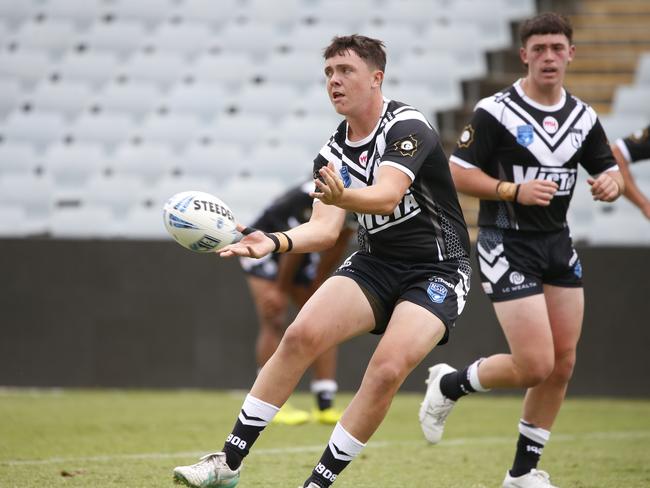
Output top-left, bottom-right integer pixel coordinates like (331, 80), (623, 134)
(587, 211), (650, 246)
(218, 175), (288, 225)
(383, 83), (444, 120)
(78, 174), (147, 217)
(448, 2), (512, 51)
(109, 0), (177, 27)
(301, 0), (375, 31)
(0, 79), (22, 118)
(232, 83), (303, 118)
(289, 82), (335, 117)
(600, 114), (647, 141)
(111, 141), (178, 183)
(22, 80), (94, 119)
(171, 0), (241, 28)
(1, 110), (67, 148)
(53, 50), (120, 87)
(120, 205), (168, 239)
(370, 0), (447, 27)
(356, 21), (419, 58)
(41, 0), (108, 28)
(0, 205), (31, 237)
(93, 80), (164, 119)
(118, 50), (188, 87)
(42, 141), (107, 187)
(204, 113), (273, 147)
(79, 19), (148, 55)
(215, 21), (281, 58)
(134, 113), (203, 149)
(143, 19), (216, 54)
(267, 114), (338, 151)
(611, 86), (650, 118)
(151, 175), (221, 210)
(243, 142), (313, 185)
(0, 2), (41, 25)
(258, 51), (327, 86)
(67, 111), (136, 149)
(179, 141), (245, 182)
(280, 22), (354, 56)
(161, 81), (229, 119)
(50, 205), (121, 238)
(636, 53), (650, 86)
(10, 18), (79, 56)
(243, 0), (303, 25)
(0, 142), (41, 177)
(0, 48), (55, 87)
(0, 174), (54, 227)
(185, 52), (257, 87)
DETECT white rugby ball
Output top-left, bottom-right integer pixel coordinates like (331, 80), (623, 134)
(163, 191), (240, 253)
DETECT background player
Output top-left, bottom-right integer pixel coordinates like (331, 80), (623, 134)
(611, 124), (650, 219)
(172, 34), (471, 488)
(239, 181), (354, 425)
(419, 13), (624, 488)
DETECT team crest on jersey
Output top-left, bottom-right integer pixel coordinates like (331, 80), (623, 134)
(457, 124), (474, 148)
(570, 128), (583, 149)
(516, 124), (534, 147)
(427, 282), (448, 304)
(359, 150), (368, 168)
(339, 165), (351, 188)
(393, 135), (418, 157)
(542, 116), (559, 134)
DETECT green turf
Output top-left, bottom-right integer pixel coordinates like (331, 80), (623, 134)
(1, 389), (649, 487)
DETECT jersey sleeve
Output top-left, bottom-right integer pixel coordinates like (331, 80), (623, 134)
(379, 118), (437, 181)
(580, 118), (618, 175)
(450, 107), (502, 170)
(615, 125), (650, 164)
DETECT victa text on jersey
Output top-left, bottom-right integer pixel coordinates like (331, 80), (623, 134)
(512, 165), (577, 196)
(357, 191), (420, 234)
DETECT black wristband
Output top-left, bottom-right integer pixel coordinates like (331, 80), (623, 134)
(279, 231), (293, 252)
(264, 232), (281, 252)
(241, 226), (258, 235)
(514, 184), (521, 203)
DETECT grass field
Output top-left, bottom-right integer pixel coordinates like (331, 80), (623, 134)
(1, 389), (649, 487)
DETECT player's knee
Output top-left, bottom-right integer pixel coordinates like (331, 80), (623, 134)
(518, 356), (554, 387)
(366, 360), (408, 394)
(551, 350), (577, 384)
(280, 321), (321, 358)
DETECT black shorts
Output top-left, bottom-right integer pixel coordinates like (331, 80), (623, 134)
(477, 227), (583, 303)
(333, 251), (472, 344)
(240, 253), (318, 286)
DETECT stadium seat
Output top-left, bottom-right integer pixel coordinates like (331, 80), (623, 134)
(0, 205), (31, 237)
(600, 114), (648, 141)
(218, 175), (288, 225)
(111, 141), (178, 183)
(118, 50), (188, 88)
(79, 19), (148, 56)
(171, 0), (241, 28)
(587, 211), (650, 246)
(357, 21), (419, 58)
(1, 110), (67, 149)
(369, 0), (448, 29)
(50, 205), (121, 238)
(280, 22), (354, 56)
(150, 175), (222, 210)
(40, 0), (108, 28)
(78, 174), (148, 217)
(21, 79), (95, 119)
(635, 53), (650, 86)
(179, 142), (246, 182)
(231, 83), (303, 117)
(611, 86), (650, 118)
(43, 141), (107, 188)
(108, 0), (177, 27)
(301, 0), (375, 32)
(53, 49), (120, 88)
(133, 113), (203, 150)
(120, 205), (168, 239)
(92, 79), (164, 120)
(0, 142), (41, 178)
(0, 1), (41, 25)
(0, 79), (21, 118)
(0, 48), (55, 87)
(289, 82), (335, 117)
(243, 142), (313, 185)
(143, 19), (216, 55)
(243, 0), (303, 25)
(383, 83), (443, 120)
(258, 51), (327, 87)
(161, 81), (229, 120)
(215, 20), (282, 58)
(204, 113), (273, 147)
(67, 111), (136, 149)
(447, 0), (512, 51)
(10, 17), (79, 56)
(267, 113), (339, 152)
(0, 174), (54, 228)
(185, 52), (258, 87)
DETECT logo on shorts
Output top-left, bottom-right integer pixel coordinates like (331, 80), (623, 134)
(509, 271), (525, 285)
(516, 125), (534, 147)
(574, 260), (582, 278)
(427, 282), (448, 304)
(482, 282), (493, 294)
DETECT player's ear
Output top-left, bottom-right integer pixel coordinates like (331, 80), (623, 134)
(567, 44), (576, 64)
(519, 46), (528, 67)
(372, 70), (383, 88)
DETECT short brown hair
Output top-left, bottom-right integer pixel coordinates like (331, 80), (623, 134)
(323, 34), (386, 72)
(519, 12), (573, 46)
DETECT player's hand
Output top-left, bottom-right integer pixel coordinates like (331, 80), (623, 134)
(218, 224), (276, 258)
(311, 162), (345, 205)
(516, 179), (558, 206)
(588, 173), (620, 202)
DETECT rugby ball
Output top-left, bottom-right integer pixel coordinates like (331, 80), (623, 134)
(163, 191), (240, 253)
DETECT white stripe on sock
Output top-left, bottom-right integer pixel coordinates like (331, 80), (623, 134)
(327, 422), (366, 462)
(310, 379), (338, 394)
(238, 394), (280, 426)
(519, 419), (550, 445)
(468, 359), (490, 392)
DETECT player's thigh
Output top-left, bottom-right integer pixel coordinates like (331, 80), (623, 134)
(285, 275), (376, 352)
(246, 275), (287, 319)
(543, 284), (584, 352)
(368, 300), (447, 376)
(493, 294), (554, 364)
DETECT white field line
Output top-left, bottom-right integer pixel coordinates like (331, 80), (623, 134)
(3, 430), (650, 467)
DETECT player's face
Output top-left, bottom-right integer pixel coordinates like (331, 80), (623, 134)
(324, 50), (382, 116)
(520, 33), (575, 89)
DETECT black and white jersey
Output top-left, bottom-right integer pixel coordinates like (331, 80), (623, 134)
(313, 98), (470, 263)
(451, 79), (618, 232)
(250, 181), (314, 231)
(615, 124), (650, 163)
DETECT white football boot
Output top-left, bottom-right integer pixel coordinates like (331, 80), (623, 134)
(502, 469), (558, 488)
(173, 452), (240, 487)
(418, 363), (457, 444)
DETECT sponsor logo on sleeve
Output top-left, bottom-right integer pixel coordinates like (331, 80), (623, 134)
(457, 125), (474, 148)
(393, 135), (418, 157)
